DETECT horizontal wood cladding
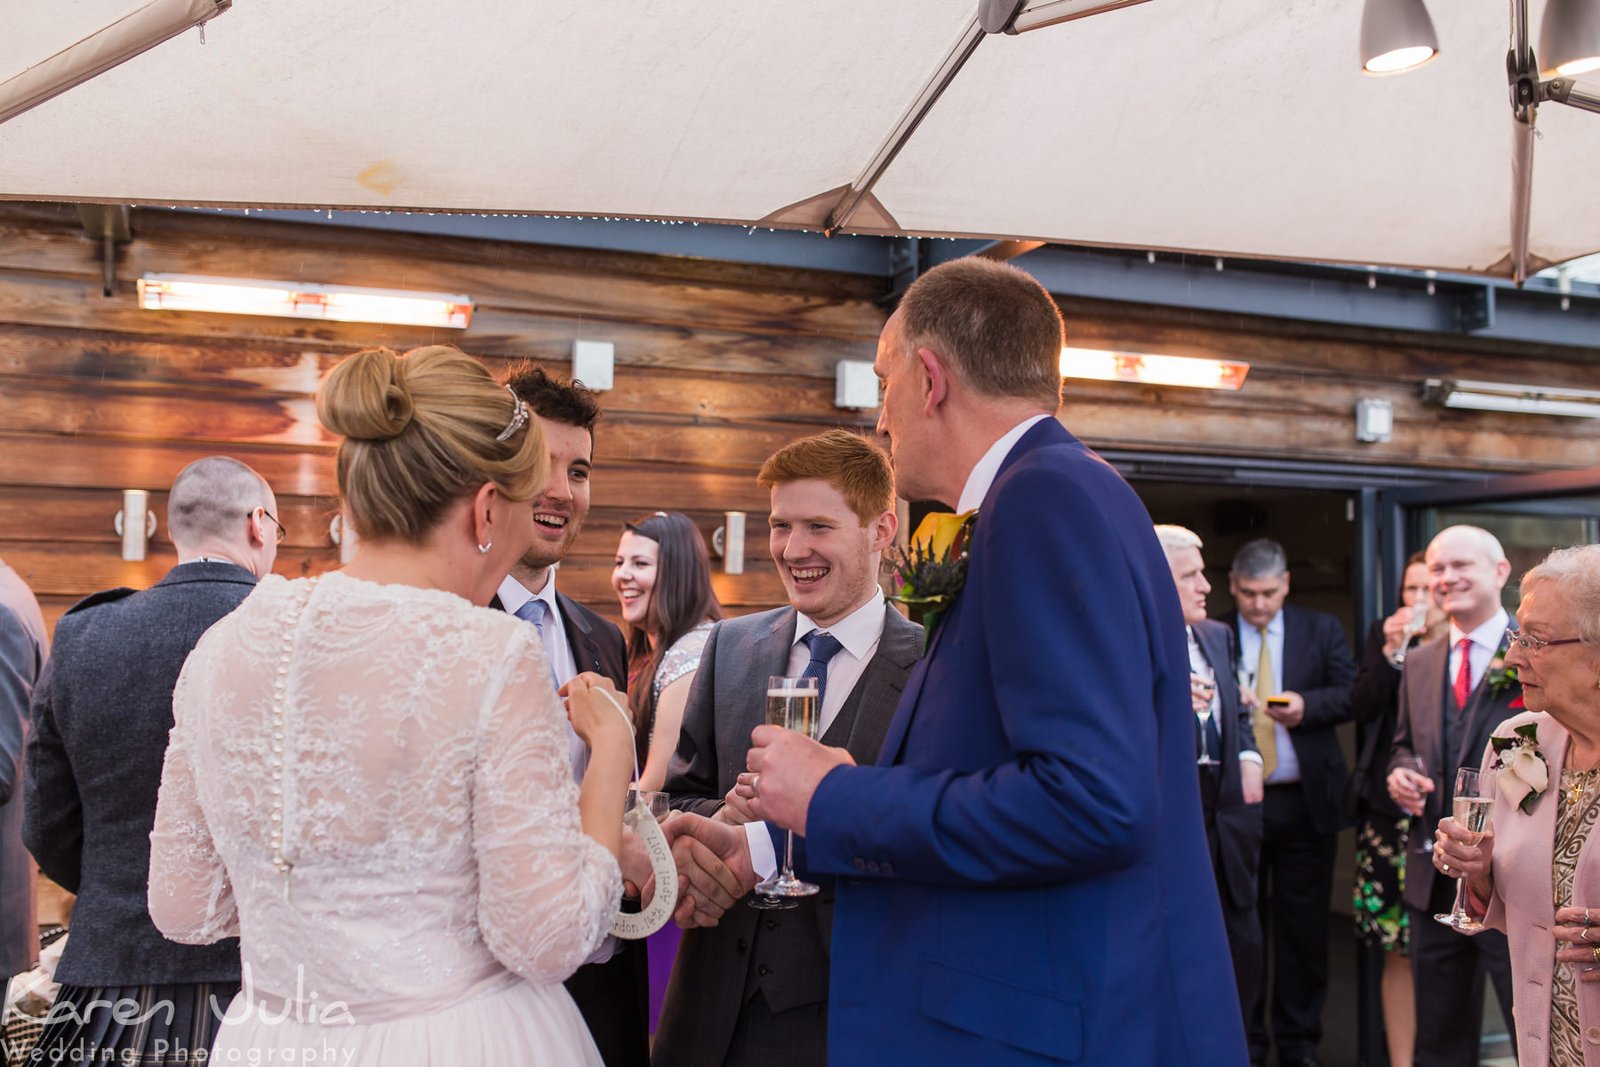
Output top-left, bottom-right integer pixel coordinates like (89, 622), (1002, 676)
(30, 565), (786, 636)
(0, 488), (768, 561)
(0, 205), (877, 627)
(0, 208), (884, 346)
(1058, 301), (1600, 470)
(2, 203), (1598, 635)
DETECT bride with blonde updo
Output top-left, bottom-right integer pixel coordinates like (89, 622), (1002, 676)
(150, 345), (636, 1065)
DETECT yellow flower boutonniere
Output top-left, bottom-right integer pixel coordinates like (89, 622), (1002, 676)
(890, 509), (978, 632)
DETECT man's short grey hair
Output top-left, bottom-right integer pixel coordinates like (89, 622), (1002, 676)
(1520, 544), (1600, 646)
(1154, 525), (1203, 555)
(1231, 538), (1287, 580)
(167, 456), (271, 549)
(1428, 524), (1508, 565)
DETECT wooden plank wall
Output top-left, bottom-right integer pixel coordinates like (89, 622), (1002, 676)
(0, 203), (883, 631)
(1, 202), (1597, 634)
(1059, 298), (1600, 470)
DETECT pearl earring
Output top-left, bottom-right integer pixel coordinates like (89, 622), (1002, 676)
(478, 542), (492, 554)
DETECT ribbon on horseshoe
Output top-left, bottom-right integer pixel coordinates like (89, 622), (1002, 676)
(586, 685), (679, 939)
(611, 802), (679, 939)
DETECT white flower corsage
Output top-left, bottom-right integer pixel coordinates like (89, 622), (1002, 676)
(1490, 723), (1548, 815)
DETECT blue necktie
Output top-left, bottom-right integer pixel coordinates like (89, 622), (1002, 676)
(514, 598), (560, 689)
(800, 631), (845, 710)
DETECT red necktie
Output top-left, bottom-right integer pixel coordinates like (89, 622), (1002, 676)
(1452, 637), (1473, 709)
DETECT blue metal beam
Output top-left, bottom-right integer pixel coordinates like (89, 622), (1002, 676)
(163, 207), (902, 277)
(1013, 248), (1600, 351)
(163, 208), (1600, 352)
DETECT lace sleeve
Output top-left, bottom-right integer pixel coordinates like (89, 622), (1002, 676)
(148, 661), (239, 944)
(474, 627), (621, 984)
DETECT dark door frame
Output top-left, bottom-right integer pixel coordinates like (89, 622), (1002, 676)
(1117, 450), (1600, 1067)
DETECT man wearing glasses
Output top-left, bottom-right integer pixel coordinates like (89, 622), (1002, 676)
(23, 456), (279, 1067)
(1386, 524), (1518, 1067)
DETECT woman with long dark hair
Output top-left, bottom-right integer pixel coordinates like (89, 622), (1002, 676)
(612, 511), (723, 791)
(1348, 549), (1446, 1067)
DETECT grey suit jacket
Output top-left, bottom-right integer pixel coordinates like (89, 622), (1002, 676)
(1387, 629), (1522, 911)
(0, 560), (47, 976)
(24, 562), (255, 987)
(652, 603), (923, 1067)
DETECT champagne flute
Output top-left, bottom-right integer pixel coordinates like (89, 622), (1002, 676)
(628, 786), (668, 822)
(751, 676), (821, 909)
(1193, 666), (1219, 767)
(1391, 605), (1429, 666)
(1434, 766), (1495, 931)
(1401, 754), (1439, 854)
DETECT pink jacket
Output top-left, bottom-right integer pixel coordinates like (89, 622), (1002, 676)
(1479, 711), (1600, 1065)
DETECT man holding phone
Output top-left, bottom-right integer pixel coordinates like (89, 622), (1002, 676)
(1223, 538), (1356, 1067)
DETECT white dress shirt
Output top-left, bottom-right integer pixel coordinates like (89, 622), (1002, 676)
(1447, 608), (1512, 696)
(956, 414), (1051, 514)
(1188, 627), (1262, 768)
(745, 590), (889, 878)
(1237, 609), (1300, 785)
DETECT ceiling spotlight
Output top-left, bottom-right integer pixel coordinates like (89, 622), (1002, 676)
(1360, 0), (1440, 75)
(1540, 0), (1600, 77)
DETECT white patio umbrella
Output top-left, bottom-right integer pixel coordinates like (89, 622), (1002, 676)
(0, 0), (1595, 280)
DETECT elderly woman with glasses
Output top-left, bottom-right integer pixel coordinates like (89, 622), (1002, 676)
(1434, 543), (1600, 1066)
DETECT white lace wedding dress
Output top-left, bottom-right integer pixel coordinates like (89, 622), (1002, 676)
(149, 571), (620, 1064)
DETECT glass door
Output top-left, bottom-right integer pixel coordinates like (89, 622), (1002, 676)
(1377, 468), (1600, 614)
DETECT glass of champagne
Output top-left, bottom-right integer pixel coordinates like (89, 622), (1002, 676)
(1434, 766), (1495, 931)
(751, 675), (821, 909)
(1193, 665), (1219, 767)
(1401, 754), (1439, 854)
(1391, 605), (1429, 666)
(628, 787), (669, 822)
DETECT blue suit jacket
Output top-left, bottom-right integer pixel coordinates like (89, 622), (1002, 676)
(805, 419), (1247, 1065)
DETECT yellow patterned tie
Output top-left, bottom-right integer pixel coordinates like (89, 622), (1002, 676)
(1254, 626), (1278, 777)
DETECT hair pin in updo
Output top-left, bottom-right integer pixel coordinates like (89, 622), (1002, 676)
(496, 386), (530, 442)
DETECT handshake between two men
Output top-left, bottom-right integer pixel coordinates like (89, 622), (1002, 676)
(628, 724), (856, 928)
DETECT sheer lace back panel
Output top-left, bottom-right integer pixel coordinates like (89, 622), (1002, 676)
(149, 572), (620, 1022)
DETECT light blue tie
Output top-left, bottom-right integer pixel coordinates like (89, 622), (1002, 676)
(515, 596), (587, 779)
(514, 598), (560, 689)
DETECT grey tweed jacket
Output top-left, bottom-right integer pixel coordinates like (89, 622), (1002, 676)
(23, 561), (256, 987)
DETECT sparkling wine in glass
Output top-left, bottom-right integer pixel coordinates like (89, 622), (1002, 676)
(1400, 754), (1439, 854)
(1392, 606), (1429, 666)
(1435, 767), (1495, 931)
(751, 676), (821, 909)
(1193, 667), (1219, 767)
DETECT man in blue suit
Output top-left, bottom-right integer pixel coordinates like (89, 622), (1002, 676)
(739, 257), (1247, 1065)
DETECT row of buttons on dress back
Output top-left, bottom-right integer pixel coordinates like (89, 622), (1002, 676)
(271, 577), (319, 893)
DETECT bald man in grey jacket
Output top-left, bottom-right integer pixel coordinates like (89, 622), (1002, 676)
(24, 456), (279, 1061)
